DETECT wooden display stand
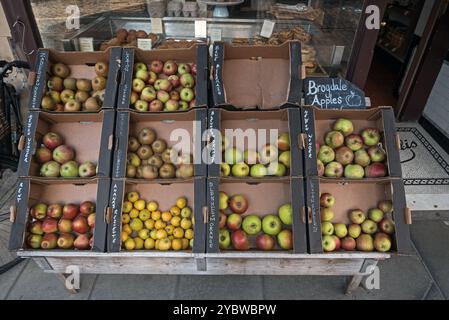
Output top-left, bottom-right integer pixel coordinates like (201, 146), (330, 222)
(17, 251), (389, 294)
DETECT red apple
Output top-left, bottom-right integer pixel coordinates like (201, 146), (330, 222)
(42, 218), (58, 234)
(226, 213), (242, 231)
(231, 230), (250, 251)
(79, 201), (95, 216)
(46, 203), (62, 219)
(63, 204), (79, 220)
(74, 234), (91, 250)
(379, 218), (395, 235)
(42, 132), (63, 150)
(365, 163), (387, 178)
(219, 211), (227, 229)
(35, 147), (53, 164)
(72, 216), (89, 234)
(341, 237), (357, 251)
(228, 195), (248, 214)
(150, 60), (163, 74)
(332, 235), (341, 251)
(256, 234), (275, 251)
(41, 233), (58, 249)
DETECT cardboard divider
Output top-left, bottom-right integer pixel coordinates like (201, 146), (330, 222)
(117, 44), (208, 110)
(107, 178), (206, 253)
(9, 178), (110, 252)
(206, 177), (308, 253)
(301, 106), (402, 178)
(211, 41), (302, 110)
(112, 109), (207, 179)
(305, 177), (411, 254)
(17, 110), (115, 179)
(29, 47), (122, 110)
(207, 108), (303, 178)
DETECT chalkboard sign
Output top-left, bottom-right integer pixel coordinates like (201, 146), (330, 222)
(304, 77), (366, 109)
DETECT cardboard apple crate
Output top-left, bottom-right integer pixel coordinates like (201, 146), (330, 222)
(207, 108), (303, 178)
(305, 177), (412, 254)
(206, 177), (308, 253)
(9, 178), (110, 252)
(301, 106), (402, 178)
(107, 178), (206, 253)
(29, 47), (122, 110)
(17, 110), (115, 179)
(117, 44), (208, 110)
(112, 109), (207, 179)
(211, 41), (303, 110)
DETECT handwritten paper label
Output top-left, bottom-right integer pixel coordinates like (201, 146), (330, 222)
(210, 29), (222, 42)
(195, 20), (207, 38)
(260, 20), (275, 38)
(79, 37), (94, 52)
(151, 18), (163, 34)
(137, 38), (152, 50)
(304, 77), (366, 109)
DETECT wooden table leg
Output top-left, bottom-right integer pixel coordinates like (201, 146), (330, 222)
(346, 259), (378, 295)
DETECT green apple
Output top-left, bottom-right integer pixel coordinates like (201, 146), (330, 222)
(244, 149), (259, 165)
(348, 224), (362, 238)
(267, 162), (287, 177)
(219, 191), (229, 210)
(259, 144), (278, 164)
(368, 208), (384, 223)
(224, 148), (243, 164)
(220, 163), (231, 176)
(219, 229), (231, 249)
(348, 209), (366, 225)
(378, 200), (393, 214)
(231, 163), (250, 177)
(320, 208), (334, 222)
(334, 223), (348, 238)
(354, 149), (371, 167)
(344, 164), (365, 179)
(59, 160), (79, 178)
(277, 230), (293, 250)
(321, 221), (334, 236)
(333, 118), (354, 137)
(278, 151), (291, 168)
(322, 235), (337, 252)
(318, 146), (335, 164)
(325, 131), (345, 149)
(250, 164), (268, 178)
(242, 215), (262, 235)
(356, 234), (374, 252)
(361, 219), (378, 235)
(374, 233), (392, 252)
(278, 203), (292, 226)
(262, 214), (282, 236)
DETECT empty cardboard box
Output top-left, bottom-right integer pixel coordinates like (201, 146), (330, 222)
(211, 41), (302, 110)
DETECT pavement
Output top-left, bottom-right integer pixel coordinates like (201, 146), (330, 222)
(0, 219), (448, 300)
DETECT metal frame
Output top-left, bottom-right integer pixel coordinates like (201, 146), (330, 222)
(0, 0), (42, 66)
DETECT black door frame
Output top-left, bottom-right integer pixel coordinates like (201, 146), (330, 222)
(0, 0), (42, 66)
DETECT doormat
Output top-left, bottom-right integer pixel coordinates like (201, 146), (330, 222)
(397, 127), (449, 186)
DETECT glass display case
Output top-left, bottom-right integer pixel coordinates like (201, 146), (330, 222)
(30, 0), (365, 77)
